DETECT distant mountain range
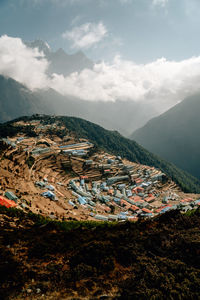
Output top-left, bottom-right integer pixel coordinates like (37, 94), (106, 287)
(131, 93), (200, 179)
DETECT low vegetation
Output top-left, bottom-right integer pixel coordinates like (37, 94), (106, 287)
(0, 206), (200, 299)
(25, 155), (35, 168)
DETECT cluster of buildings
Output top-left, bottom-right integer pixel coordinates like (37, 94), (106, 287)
(35, 180), (56, 200)
(0, 138), (16, 148)
(0, 119), (199, 221)
(67, 154), (200, 221)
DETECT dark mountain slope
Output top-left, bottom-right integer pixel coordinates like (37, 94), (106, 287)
(6, 114), (200, 193)
(131, 93), (200, 179)
(0, 75), (53, 123)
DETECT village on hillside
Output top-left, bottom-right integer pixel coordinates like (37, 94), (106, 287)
(0, 118), (200, 221)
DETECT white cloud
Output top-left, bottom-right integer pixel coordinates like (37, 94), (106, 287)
(1, 35), (200, 115)
(50, 55), (200, 110)
(0, 35), (49, 90)
(62, 22), (107, 49)
(152, 0), (168, 7)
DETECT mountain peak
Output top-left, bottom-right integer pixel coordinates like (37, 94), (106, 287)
(26, 39), (51, 55)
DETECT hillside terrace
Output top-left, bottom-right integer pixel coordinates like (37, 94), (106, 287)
(66, 153), (200, 221)
(0, 120), (199, 221)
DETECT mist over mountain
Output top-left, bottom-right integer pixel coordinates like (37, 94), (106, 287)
(3, 36), (200, 135)
(0, 73), (156, 135)
(36, 88), (158, 135)
(131, 93), (200, 179)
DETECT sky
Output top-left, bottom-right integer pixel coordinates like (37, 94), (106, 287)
(1, 0), (200, 62)
(1, 0), (200, 115)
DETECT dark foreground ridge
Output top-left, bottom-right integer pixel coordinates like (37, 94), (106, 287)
(0, 206), (200, 299)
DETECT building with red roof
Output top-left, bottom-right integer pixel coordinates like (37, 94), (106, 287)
(0, 196), (17, 208)
(142, 208), (152, 214)
(120, 199), (131, 209)
(145, 196), (155, 203)
(129, 205), (140, 212)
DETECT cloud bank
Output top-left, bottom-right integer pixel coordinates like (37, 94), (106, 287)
(0, 35), (49, 89)
(50, 55), (200, 112)
(1, 35), (200, 113)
